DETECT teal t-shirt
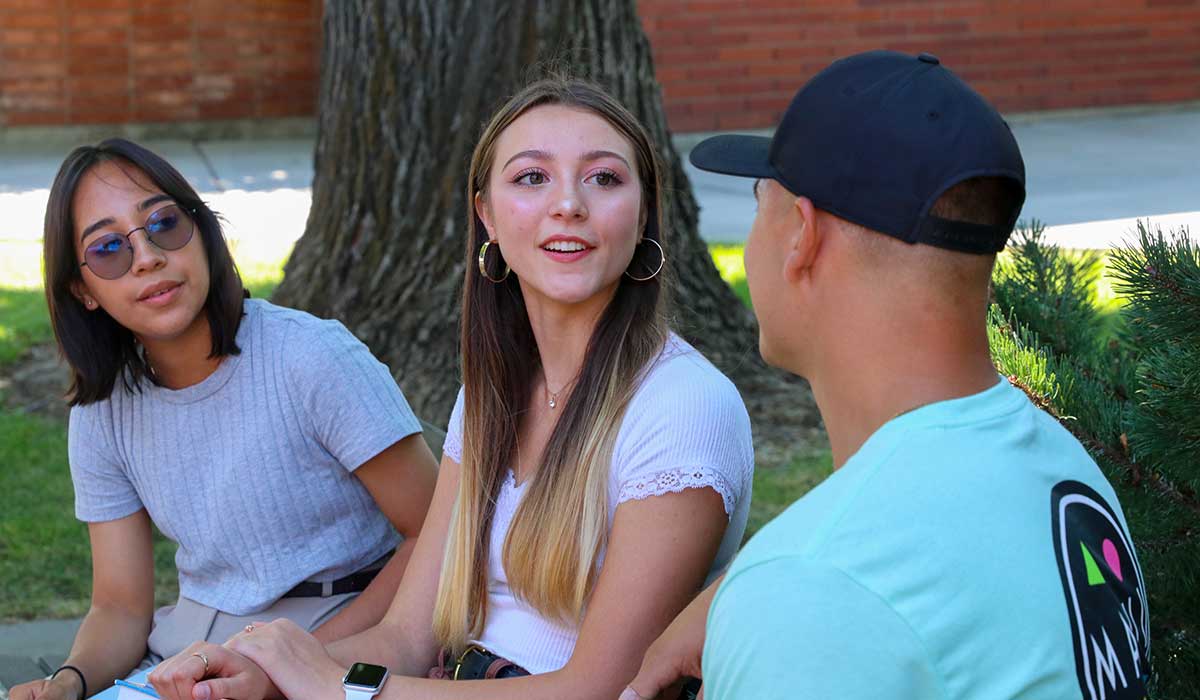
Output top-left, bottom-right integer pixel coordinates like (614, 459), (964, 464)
(704, 378), (1150, 700)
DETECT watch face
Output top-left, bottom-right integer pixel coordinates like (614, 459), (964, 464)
(344, 662), (388, 689)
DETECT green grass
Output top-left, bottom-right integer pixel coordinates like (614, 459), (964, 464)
(0, 287), (53, 366)
(1091, 253), (1128, 341)
(0, 239), (53, 365)
(0, 411), (182, 621)
(709, 244), (750, 307)
(0, 411), (85, 619)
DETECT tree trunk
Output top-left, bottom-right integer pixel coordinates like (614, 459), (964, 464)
(273, 0), (820, 452)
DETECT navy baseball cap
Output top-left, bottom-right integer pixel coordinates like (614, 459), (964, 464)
(690, 50), (1026, 254)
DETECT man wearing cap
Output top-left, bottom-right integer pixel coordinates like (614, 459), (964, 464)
(622, 50), (1149, 700)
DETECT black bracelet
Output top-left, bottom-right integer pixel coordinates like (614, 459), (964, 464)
(51, 665), (88, 700)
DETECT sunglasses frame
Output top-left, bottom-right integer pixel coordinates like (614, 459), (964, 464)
(79, 204), (198, 280)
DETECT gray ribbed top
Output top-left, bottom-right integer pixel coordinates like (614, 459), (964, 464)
(68, 298), (421, 615)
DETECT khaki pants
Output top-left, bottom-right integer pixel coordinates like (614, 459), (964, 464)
(132, 592), (357, 672)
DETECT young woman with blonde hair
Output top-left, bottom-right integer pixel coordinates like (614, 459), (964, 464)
(152, 77), (753, 700)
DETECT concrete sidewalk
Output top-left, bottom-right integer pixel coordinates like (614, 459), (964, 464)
(0, 619), (79, 692)
(2, 104), (1198, 257)
(1, 103), (1198, 691)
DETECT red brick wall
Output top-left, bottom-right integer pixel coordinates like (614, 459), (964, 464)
(640, 0), (1200, 132)
(0, 0), (321, 127)
(2, 0), (1198, 131)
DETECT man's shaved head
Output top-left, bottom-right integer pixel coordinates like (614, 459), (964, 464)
(837, 176), (1022, 296)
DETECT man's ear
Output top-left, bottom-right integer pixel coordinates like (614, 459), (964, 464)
(783, 196), (821, 283)
(474, 191), (495, 239)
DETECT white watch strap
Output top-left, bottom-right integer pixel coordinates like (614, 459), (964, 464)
(345, 688), (377, 700)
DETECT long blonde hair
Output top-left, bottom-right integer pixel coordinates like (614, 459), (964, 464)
(432, 78), (669, 652)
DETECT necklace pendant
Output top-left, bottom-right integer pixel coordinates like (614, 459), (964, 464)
(548, 397), (557, 409)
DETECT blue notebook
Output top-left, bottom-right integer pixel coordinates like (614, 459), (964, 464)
(90, 668), (157, 700)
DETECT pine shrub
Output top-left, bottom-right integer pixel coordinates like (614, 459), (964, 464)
(990, 221), (1200, 698)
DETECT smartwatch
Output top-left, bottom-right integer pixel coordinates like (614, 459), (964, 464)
(343, 662), (389, 700)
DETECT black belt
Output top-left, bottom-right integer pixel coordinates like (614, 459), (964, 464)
(439, 646), (530, 680)
(282, 562), (385, 599)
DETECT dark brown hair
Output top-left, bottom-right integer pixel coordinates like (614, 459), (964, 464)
(43, 138), (245, 405)
(433, 77), (670, 649)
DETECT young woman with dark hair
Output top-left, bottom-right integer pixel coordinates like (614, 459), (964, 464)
(150, 78), (754, 700)
(8, 140), (438, 700)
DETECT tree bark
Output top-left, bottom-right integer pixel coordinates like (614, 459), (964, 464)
(273, 0), (819, 451)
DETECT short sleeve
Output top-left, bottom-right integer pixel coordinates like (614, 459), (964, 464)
(68, 404), (143, 522)
(442, 386), (465, 464)
(285, 318), (422, 471)
(612, 351), (754, 516)
(704, 558), (943, 700)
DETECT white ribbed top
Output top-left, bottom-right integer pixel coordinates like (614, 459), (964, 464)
(443, 334), (754, 674)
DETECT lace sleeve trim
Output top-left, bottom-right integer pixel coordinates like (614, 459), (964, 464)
(617, 466), (736, 516)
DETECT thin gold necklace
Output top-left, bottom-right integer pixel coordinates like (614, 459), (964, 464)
(543, 371), (579, 410)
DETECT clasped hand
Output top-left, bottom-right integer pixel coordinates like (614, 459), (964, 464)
(150, 619), (344, 700)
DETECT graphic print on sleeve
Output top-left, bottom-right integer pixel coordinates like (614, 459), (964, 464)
(1051, 480), (1150, 700)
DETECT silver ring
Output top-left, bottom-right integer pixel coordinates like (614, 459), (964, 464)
(244, 624), (255, 634)
(191, 652), (209, 675)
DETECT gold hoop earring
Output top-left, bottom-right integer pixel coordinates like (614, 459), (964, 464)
(478, 240), (510, 283)
(625, 237), (665, 282)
